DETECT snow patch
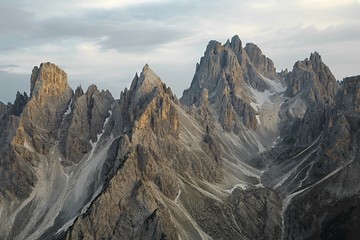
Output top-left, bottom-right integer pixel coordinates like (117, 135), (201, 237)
(224, 183), (247, 194)
(259, 74), (286, 93)
(280, 157), (354, 239)
(64, 99), (73, 116)
(87, 110), (112, 164)
(256, 115), (261, 125)
(274, 137), (321, 188)
(249, 75), (284, 112)
(250, 88), (273, 112)
(174, 189), (181, 204)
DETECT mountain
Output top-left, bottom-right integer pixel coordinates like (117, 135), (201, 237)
(0, 36), (359, 240)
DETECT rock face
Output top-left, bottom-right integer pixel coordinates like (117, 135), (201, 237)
(0, 37), (360, 240)
(277, 52), (339, 146)
(244, 42), (277, 79)
(181, 35), (283, 135)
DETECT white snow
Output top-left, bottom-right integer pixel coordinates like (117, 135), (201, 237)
(274, 149), (317, 188)
(256, 115), (261, 125)
(87, 110), (112, 164)
(15, 108), (115, 239)
(249, 75), (284, 112)
(274, 136), (321, 188)
(259, 74), (286, 93)
(174, 189), (181, 204)
(280, 158), (355, 239)
(298, 161), (315, 188)
(64, 100), (73, 116)
(250, 88), (273, 112)
(224, 183), (247, 194)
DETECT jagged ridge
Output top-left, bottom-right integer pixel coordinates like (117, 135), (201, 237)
(0, 36), (359, 240)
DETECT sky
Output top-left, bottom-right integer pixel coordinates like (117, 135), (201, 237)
(0, 0), (359, 102)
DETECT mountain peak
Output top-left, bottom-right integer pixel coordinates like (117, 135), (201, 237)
(204, 40), (223, 55)
(30, 62), (70, 99)
(230, 35), (242, 52)
(244, 42), (277, 78)
(310, 51), (322, 63)
(129, 64), (164, 103)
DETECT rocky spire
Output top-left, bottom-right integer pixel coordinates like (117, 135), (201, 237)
(281, 52), (340, 145)
(181, 35), (280, 131)
(285, 51), (338, 104)
(30, 62), (70, 99)
(230, 35), (242, 53)
(130, 64), (164, 105)
(10, 91), (29, 116)
(244, 42), (276, 79)
(13, 62), (74, 153)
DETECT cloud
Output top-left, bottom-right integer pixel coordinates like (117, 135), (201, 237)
(99, 22), (192, 52)
(257, 23), (360, 49)
(0, 1), (198, 54)
(0, 64), (19, 70)
(0, 70), (29, 103)
(0, 0), (359, 102)
(297, 0), (358, 9)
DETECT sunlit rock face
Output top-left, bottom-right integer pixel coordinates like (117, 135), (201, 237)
(0, 37), (360, 240)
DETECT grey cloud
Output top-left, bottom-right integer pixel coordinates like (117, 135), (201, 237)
(99, 23), (192, 52)
(0, 4), (33, 34)
(0, 2), (197, 53)
(259, 23), (360, 50)
(0, 70), (29, 103)
(0, 64), (19, 69)
(0, 0), (251, 53)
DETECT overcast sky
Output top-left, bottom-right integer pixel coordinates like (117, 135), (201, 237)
(0, 0), (359, 102)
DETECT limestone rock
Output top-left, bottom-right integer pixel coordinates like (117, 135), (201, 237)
(280, 52), (339, 145)
(10, 92), (29, 116)
(181, 35), (282, 131)
(62, 85), (114, 163)
(284, 52), (338, 103)
(337, 75), (360, 112)
(244, 42), (277, 79)
(1, 38), (360, 240)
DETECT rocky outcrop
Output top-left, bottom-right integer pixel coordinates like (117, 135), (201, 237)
(61, 85), (114, 163)
(181, 35), (282, 131)
(231, 188), (282, 240)
(273, 76), (360, 239)
(62, 65), (225, 240)
(284, 52), (338, 103)
(0, 63), (73, 202)
(280, 52), (339, 145)
(10, 92), (29, 116)
(244, 42), (277, 79)
(14, 62), (73, 153)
